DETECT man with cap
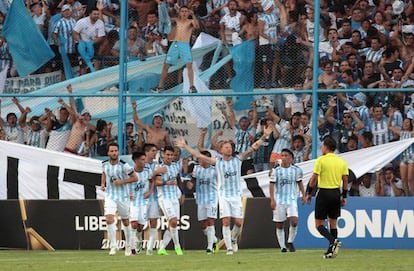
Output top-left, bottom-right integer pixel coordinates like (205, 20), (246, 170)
(257, 0), (285, 88)
(350, 92), (369, 132)
(64, 0), (86, 21)
(25, 116), (48, 148)
(52, 4), (78, 77)
(325, 99), (365, 153)
(131, 101), (171, 150)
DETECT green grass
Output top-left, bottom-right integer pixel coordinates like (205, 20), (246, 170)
(0, 249), (413, 271)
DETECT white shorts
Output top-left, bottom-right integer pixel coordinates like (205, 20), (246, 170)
(272, 202), (298, 222)
(219, 197), (243, 219)
(197, 203), (218, 221)
(159, 198), (180, 220)
(104, 197), (130, 219)
(130, 204), (148, 225)
(147, 201), (161, 219)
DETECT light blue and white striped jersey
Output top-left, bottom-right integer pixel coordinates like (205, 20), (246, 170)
(292, 148), (305, 164)
(77, 140), (95, 157)
(157, 162), (181, 200)
(367, 118), (390, 145)
(145, 161), (158, 203)
(193, 165), (218, 205)
(4, 124), (25, 144)
(258, 11), (279, 45)
(216, 156), (242, 198)
(354, 105), (370, 132)
(271, 165), (303, 205)
(102, 159), (135, 202)
(53, 17), (77, 54)
(25, 129), (41, 147)
(234, 125), (254, 154)
(206, 0), (227, 16)
(130, 168), (152, 206)
(358, 47), (384, 64)
(272, 123), (292, 153)
(390, 111), (403, 139)
(400, 131), (414, 159)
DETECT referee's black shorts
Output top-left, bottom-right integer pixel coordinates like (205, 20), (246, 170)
(315, 188), (341, 220)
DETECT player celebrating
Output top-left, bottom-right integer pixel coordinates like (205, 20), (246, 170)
(175, 125), (272, 255)
(101, 142), (138, 256)
(143, 143), (164, 255)
(129, 151), (154, 255)
(154, 146), (184, 256)
(269, 148), (306, 253)
(192, 150), (219, 254)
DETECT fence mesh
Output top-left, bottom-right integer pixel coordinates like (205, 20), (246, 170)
(1, 0), (414, 196)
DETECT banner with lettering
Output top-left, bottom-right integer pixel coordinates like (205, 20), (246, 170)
(4, 71), (62, 94)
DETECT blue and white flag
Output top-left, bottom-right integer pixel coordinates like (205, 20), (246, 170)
(2, 0), (54, 76)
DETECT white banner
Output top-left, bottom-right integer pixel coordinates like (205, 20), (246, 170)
(1, 139), (413, 199)
(242, 138), (414, 197)
(0, 140), (103, 200)
(3, 71), (61, 95)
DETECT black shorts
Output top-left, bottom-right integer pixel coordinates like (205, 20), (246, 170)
(258, 44), (278, 63)
(241, 159), (255, 176)
(314, 188), (341, 220)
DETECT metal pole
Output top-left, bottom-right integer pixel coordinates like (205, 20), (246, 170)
(311, 0), (321, 159)
(118, 0), (128, 154)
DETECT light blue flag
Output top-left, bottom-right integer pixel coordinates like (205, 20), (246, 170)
(229, 39), (255, 110)
(0, 0), (9, 14)
(58, 36), (74, 79)
(158, 1), (171, 34)
(2, 0), (55, 76)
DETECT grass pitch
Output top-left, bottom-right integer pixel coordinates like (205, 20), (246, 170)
(0, 248), (412, 271)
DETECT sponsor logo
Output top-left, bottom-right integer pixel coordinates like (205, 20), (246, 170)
(307, 209), (414, 238)
(75, 215), (191, 231)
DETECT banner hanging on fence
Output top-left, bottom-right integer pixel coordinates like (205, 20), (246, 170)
(1, 139), (413, 200)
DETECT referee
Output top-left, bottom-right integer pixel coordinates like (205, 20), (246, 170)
(305, 136), (349, 259)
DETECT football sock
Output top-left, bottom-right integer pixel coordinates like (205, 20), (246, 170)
(223, 226), (232, 250)
(123, 224), (131, 248)
(276, 228), (286, 248)
(330, 228), (338, 240)
(231, 225), (241, 242)
(170, 227), (181, 248)
(107, 223), (117, 249)
(207, 225), (214, 250)
(317, 225), (335, 244)
(288, 225), (297, 243)
(147, 228), (157, 251)
(130, 227), (137, 250)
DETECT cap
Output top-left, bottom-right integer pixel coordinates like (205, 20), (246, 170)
(81, 109), (90, 115)
(30, 2), (42, 10)
(353, 92), (366, 104)
(61, 4), (72, 12)
(338, 82), (347, 88)
(383, 163), (394, 171)
(30, 116), (41, 125)
(392, 0), (405, 15)
(261, 0), (274, 11)
(152, 113), (163, 120)
(239, 116), (250, 123)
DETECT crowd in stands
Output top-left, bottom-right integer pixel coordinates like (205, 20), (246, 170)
(1, 0), (414, 198)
